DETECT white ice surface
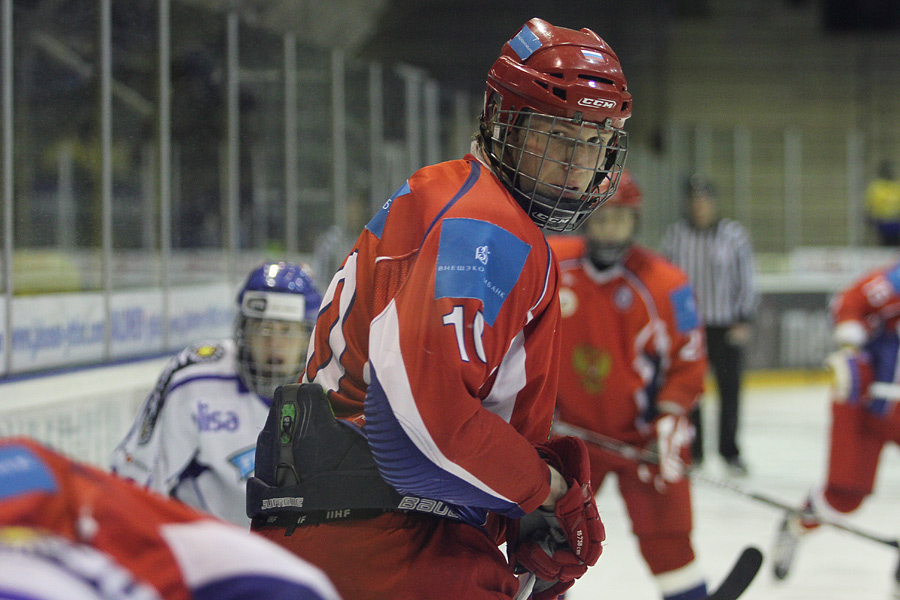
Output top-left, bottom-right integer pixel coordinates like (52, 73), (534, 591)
(568, 382), (900, 600)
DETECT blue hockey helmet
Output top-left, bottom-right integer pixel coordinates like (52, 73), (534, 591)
(234, 262), (322, 399)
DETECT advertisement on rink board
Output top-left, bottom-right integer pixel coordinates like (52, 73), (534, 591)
(746, 290), (833, 370)
(0, 283), (234, 377)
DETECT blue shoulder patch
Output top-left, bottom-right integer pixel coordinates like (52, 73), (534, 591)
(887, 262), (900, 293)
(366, 181), (411, 240)
(670, 284), (700, 333)
(435, 218), (531, 326)
(227, 446), (256, 480)
(509, 26), (542, 61)
(0, 445), (58, 500)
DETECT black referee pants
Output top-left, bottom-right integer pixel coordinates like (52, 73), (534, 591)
(690, 325), (743, 461)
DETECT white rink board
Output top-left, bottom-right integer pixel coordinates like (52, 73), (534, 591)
(0, 357), (171, 467)
(569, 383), (900, 600)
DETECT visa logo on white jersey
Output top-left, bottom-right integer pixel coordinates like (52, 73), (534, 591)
(195, 402), (239, 432)
(577, 97), (617, 109)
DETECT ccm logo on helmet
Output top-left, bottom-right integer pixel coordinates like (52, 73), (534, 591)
(577, 97), (617, 109)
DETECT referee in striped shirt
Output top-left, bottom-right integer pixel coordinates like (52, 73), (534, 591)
(661, 176), (759, 476)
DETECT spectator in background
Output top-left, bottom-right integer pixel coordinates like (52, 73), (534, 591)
(112, 261), (322, 526)
(661, 175), (759, 476)
(864, 160), (900, 247)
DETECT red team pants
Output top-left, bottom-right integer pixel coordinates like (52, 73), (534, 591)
(255, 511), (520, 600)
(824, 401), (900, 512)
(587, 444), (696, 575)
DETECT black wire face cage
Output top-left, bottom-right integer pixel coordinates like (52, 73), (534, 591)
(234, 315), (311, 400)
(484, 109), (628, 232)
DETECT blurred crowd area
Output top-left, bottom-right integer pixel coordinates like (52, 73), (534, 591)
(4, 1), (900, 375)
(4, 1), (900, 296)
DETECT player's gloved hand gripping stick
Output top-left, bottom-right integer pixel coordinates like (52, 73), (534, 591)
(508, 436), (605, 599)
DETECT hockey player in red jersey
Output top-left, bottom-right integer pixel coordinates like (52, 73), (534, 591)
(0, 436), (341, 600)
(549, 170), (709, 600)
(773, 258), (900, 589)
(248, 17), (631, 600)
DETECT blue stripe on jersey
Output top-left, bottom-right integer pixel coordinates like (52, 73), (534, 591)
(193, 575), (328, 600)
(887, 262), (900, 293)
(166, 374), (242, 396)
(364, 368), (524, 523)
(366, 181), (411, 240)
(421, 161), (482, 244)
(509, 25), (541, 61)
(0, 588), (45, 600)
(0, 445), (57, 500)
(670, 284), (700, 333)
(435, 218), (531, 326)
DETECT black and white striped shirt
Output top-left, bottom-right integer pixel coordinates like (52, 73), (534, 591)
(661, 218), (759, 327)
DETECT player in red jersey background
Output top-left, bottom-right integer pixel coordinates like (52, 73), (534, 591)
(773, 258), (900, 591)
(549, 170), (709, 600)
(0, 436), (340, 600)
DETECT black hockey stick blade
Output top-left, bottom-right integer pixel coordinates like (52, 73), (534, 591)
(707, 546), (763, 600)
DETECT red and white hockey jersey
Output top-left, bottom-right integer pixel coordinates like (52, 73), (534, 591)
(549, 237), (706, 445)
(304, 154), (561, 524)
(0, 437), (341, 600)
(831, 259), (900, 347)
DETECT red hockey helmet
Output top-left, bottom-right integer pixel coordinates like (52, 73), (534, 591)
(480, 18), (632, 232)
(605, 169), (642, 209)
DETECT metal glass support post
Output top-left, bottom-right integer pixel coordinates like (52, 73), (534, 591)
(846, 129), (864, 247)
(368, 62), (384, 216)
(226, 11), (239, 284)
(397, 65), (422, 176)
(100, 0), (113, 358)
(734, 126), (752, 227)
(331, 49), (347, 236)
(284, 33), (298, 256)
(423, 79), (440, 167)
(2, 0), (12, 375)
(159, 0), (172, 349)
(784, 129), (803, 250)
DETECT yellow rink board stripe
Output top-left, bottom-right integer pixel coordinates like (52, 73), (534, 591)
(706, 369), (832, 391)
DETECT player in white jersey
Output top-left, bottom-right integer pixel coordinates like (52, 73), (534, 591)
(112, 262), (322, 526)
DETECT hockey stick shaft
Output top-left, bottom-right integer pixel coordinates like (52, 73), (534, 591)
(552, 420), (900, 550)
(706, 546), (763, 600)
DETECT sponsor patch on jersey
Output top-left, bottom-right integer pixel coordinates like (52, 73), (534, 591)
(670, 284), (700, 333)
(188, 343), (225, 363)
(435, 218), (531, 326)
(509, 25), (542, 61)
(366, 181), (411, 240)
(614, 285), (634, 311)
(559, 287), (578, 318)
(0, 446), (57, 500)
(227, 446), (256, 480)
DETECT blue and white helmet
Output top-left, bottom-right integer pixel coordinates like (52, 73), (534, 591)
(234, 262), (322, 399)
